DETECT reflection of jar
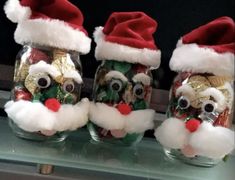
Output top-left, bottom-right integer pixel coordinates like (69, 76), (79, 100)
(5, 45), (88, 142)
(88, 12), (161, 146)
(88, 61), (155, 146)
(80, 140), (138, 166)
(155, 17), (235, 166)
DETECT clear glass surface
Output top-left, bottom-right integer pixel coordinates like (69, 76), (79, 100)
(1, 118), (235, 180)
(164, 72), (234, 166)
(8, 45), (82, 142)
(89, 60), (153, 146)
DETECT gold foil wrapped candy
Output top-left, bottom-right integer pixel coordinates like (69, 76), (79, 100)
(186, 75), (211, 108)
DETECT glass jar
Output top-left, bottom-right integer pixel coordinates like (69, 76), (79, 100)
(88, 60), (155, 146)
(155, 72), (234, 166)
(5, 44), (85, 142)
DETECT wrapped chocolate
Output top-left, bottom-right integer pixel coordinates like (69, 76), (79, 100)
(155, 17), (235, 166)
(4, 0), (91, 142)
(88, 12), (161, 146)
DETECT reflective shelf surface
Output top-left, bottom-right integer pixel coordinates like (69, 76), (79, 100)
(0, 117), (235, 180)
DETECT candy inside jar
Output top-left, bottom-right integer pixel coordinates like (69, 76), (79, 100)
(5, 46), (89, 142)
(88, 61), (155, 146)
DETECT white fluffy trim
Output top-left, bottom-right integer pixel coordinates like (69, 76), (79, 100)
(155, 118), (235, 159)
(132, 73), (151, 86)
(176, 84), (195, 99)
(14, 19), (91, 54)
(223, 82), (234, 110)
(200, 88), (226, 112)
(29, 61), (61, 78)
(4, 0), (31, 23)
(4, 99), (89, 132)
(64, 70), (83, 84)
(89, 102), (155, 133)
(154, 118), (190, 149)
(169, 39), (234, 77)
(94, 27), (161, 68)
(189, 121), (235, 159)
(105, 71), (128, 82)
(29, 61), (82, 83)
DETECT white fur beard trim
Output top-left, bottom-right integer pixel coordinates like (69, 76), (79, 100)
(154, 118), (190, 149)
(155, 118), (235, 159)
(89, 102), (155, 133)
(4, 99), (89, 132)
(189, 121), (235, 159)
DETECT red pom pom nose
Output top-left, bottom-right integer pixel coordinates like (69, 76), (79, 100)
(185, 119), (201, 133)
(116, 103), (132, 115)
(44, 98), (61, 112)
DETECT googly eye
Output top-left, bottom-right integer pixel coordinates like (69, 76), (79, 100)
(202, 100), (216, 113)
(109, 79), (123, 92)
(178, 96), (190, 109)
(36, 75), (51, 88)
(133, 83), (145, 99)
(63, 80), (75, 93)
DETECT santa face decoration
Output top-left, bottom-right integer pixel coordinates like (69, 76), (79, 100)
(88, 61), (155, 145)
(155, 16), (235, 166)
(5, 46), (89, 141)
(89, 12), (161, 145)
(155, 72), (234, 161)
(4, 0), (91, 141)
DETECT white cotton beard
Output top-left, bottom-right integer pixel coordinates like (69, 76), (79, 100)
(89, 102), (155, 133)
(154, 118), (235, 159)
(189, 121), (235, 159)
(154, 118), (190, 149)
(4, 98), (90, 132)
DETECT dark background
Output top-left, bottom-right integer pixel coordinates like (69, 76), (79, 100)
(0, 0), (234, 90)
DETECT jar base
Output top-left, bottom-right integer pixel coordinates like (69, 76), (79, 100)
(164, 148), (220, 167)
(87, 123), (143, 146)
(9, 119), (67, 143)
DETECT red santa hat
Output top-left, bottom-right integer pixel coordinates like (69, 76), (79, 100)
(170, 16), (235, 77)
(93, 12), (161, 68)
(4, 0), (91, 54)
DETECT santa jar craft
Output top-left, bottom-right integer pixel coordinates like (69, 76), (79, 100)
(88, 12), (161, 146)
(155, 17), (235, 166)
(4, 0), (91, 142)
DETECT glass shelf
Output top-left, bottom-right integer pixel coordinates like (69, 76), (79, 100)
(0, 117), (234, 180)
